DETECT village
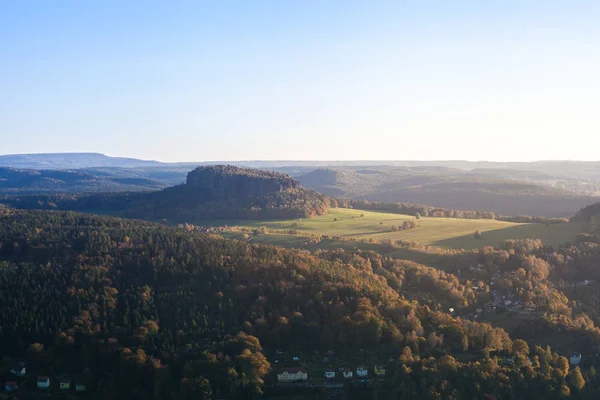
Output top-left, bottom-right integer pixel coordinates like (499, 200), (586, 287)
(270, 347), (585, 391)
(0, 361), (87, 398)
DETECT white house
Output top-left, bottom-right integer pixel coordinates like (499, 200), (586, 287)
(37, 377), (51, 389)
(324, 370), (335, 379)
(343, 369), (353, 379)
(570, 353), (582, 365)
(356, 365), (368, 377)
(10, 362), (26, 377)
(277, 368), (308, 383)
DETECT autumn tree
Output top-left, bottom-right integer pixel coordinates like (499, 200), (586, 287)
(569, 367), (585, 391)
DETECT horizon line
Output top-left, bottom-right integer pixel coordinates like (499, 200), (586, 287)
(1, 152), (600, 164)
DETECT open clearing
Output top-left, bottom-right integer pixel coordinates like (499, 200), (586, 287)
(211, 208), (585, 250)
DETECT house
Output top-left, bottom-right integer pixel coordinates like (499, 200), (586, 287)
(37, 376), (51, 389)
(11, 362), (26, 377)
(59, 377), (71, 390)
(75, 382), (86, 392)
(324, 369), (335, 379)
(343, 369), (353, 379)
(374, 365), (386, 376)
(277, 368), (308, 383)
(356, 365), (368, 377)
(5, 381), (18, 392)
(570, 353), (582, 365)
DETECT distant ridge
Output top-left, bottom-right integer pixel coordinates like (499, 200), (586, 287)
(0, 152), (163, 169)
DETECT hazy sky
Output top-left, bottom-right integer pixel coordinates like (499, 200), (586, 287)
(1, 1), (599, 162)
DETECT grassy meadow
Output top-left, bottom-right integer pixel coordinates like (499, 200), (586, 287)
(213, 208), (585, 250)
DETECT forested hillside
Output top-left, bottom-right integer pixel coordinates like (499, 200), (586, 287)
(296, 167), (598, 217)
(0, 209), (598, 399)
(0, 167), (167, 193)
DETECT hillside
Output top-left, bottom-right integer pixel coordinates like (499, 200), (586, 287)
(296, 167), (598, 217)
(0, 167), (167, 193)
(1, 165), (332, 221)
(0, 209), (597, 399)
(207, 208), (585, 250)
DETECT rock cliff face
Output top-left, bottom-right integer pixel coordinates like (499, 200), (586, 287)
(186, 165), (300, 200)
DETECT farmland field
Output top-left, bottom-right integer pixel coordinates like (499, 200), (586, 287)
(211, 208), (585, 250)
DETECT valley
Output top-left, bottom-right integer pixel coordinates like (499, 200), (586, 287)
(1, 161), (600, 399)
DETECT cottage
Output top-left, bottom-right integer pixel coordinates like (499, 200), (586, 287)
(570, 353), (582, 365)
(356, 365), (368, 377)
(75, 382), (86, 392)
(277, 368), (308, 383)
(5, 381), (18, 392)
(343, 369), (353, 379)
(11, 362), (26, 377)
(37, 376), (51, 389)
(324, 369), (335, 379)
(59, 377), (71, 390)
(374, 365), (386, 376)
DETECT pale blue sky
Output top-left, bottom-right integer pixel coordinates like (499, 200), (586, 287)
(1, 1), (599, 162)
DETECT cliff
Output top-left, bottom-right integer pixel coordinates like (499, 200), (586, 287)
(185, 165), (300, 200)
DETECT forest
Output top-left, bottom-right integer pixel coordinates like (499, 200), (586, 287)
(0, 209), (600, 398)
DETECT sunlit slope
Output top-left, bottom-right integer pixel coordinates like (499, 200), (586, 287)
(212, 208), (584, 249)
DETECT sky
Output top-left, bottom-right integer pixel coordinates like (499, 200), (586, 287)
(1, 1), (599, 162)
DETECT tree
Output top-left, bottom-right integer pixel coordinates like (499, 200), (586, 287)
(400, 346), (414, 363)
(415, 213), (421, 219)
(569, 367), (585, 391)
(556, 356), (570, 377)
(474, 230), (482, 239)
(512, 339), (529, 356)
(560, 385), (571, 397)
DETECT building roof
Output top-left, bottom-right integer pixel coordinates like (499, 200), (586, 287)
(278, 367), (307, 374)
(37, 376), (50, 381)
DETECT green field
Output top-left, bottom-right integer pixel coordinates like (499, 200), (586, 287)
(213, 208), (585, 250)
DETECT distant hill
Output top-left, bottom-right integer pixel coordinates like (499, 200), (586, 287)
(296, 167), (598, 217)
(571, 201), (600, 231)
(0, 167), (167, 193)
(0, 152), (163, 169)
(2, 165), (332, 221)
